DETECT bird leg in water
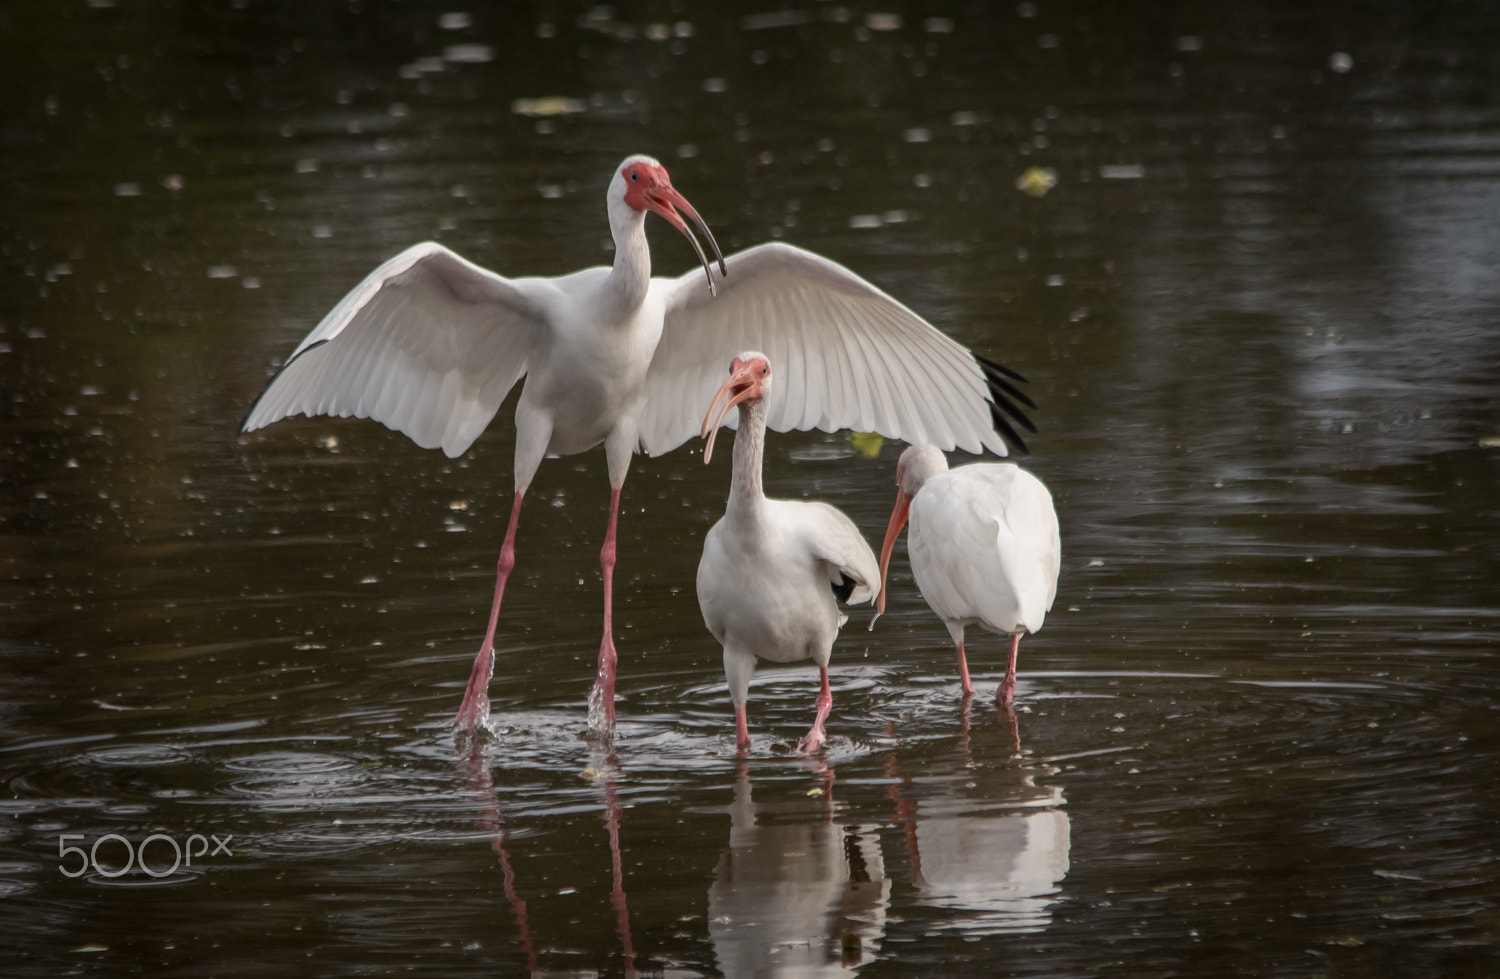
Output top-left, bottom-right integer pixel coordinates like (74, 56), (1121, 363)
(587, 487), (623, 732)
(998, 633), (1021, 707)
(796, 666), (833, 754)
(734, 705), (750, 754)
(955, 640), (975, 696)
(454, 491), (525, 731)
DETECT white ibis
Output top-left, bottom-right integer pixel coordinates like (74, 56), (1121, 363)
(696, 353), (880, 753)
(240, 154), (1034, 734)
(876, 445), (1060, 706)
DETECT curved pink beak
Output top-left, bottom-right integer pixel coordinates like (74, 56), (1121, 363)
(700, 362), (762, 464)
(875, 488), (913, 616)
(644, 183), (726, 295)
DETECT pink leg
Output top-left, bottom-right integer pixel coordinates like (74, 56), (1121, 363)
(735, 705), (750, 754)
(455, 492), (525, 731)
(797, 666), (833, 754)
(998, 633), (1021, 707)
(955, 641), (974, 696)
(587, 487), (622, 732)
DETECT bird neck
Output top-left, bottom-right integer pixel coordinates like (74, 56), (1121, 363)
(727, 399), (768, 519)
(605, 208), (652, 311)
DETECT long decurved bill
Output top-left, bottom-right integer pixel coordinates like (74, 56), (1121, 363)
(645, 184), (726, 295)
(700, 363), (760, 464)
(873, 488), (913, 622)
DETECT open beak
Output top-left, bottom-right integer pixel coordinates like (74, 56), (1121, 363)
(873, 488), (913, 621)
(645, 184), (727, 296)
(700, 363), (760, 464)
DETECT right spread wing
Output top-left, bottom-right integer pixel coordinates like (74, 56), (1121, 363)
(240, 242), (550, 458)
(637, 241), (1035, 458)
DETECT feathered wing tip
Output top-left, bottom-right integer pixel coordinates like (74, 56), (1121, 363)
(976, 354), (1038, 455)
(238, 339), (330, 435)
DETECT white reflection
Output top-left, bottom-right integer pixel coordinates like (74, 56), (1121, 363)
(710, 760), (889, 976)
(886, 700), (1070, 935)
(905, 808), (1069, 934)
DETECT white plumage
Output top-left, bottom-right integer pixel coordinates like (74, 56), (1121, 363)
(878, 445), (1060, 705)
(696, 353), (880, 753)
(240, 154), (1031, 733)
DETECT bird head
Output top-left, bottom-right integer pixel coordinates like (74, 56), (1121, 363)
(614, 155), (726, 293)
(877, 445), (949, 615)
(700, 352), (772, 464)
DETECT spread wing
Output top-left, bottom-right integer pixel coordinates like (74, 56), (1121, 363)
(637, 241), (1034, 458)
(241, 242), (549, 458)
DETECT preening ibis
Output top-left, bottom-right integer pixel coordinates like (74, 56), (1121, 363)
(877, 445), (1059, 706)
(696, 353), (880, 753)
(240, 154), (1033, 733)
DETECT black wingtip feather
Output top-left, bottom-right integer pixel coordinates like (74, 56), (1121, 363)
(977, 354), (1028, 384)
(988, 403), (1030, 455)
(978, 355), (1037, 411)
(975, 353), (1036, 455)
(831, 572), (856, 604)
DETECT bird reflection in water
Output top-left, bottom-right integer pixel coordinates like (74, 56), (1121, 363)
(458, 738), (537, 973)
(457, 740), (637, 975)
(886, 698), (1070, 935)
(709, 757), (890, 975)
(588, 746), (638, 976)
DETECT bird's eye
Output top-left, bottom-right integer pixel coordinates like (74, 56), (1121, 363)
(630, 171), (639, 181)
(761, 366), (769, 376)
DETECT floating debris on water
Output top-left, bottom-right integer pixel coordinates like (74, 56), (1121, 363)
(1016, 166), (1057, 196)
(511, 96), (586, 117)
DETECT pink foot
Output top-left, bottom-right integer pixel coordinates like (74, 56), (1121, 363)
(998, 633), (1021, 707)
(587, 637), (617, 733)
(797, 666), (833, 755)
(997, 675), (1016, 708)
(734, 706), (750, 755)
(454, 644), (494, 731)
(796, 728), (826, 755)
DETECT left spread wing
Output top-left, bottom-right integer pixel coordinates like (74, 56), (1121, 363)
(636, 241), (1034, 458)
(241, 242), (549, 458)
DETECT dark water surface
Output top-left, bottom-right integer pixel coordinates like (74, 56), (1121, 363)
(3, 1), (1499, 976)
